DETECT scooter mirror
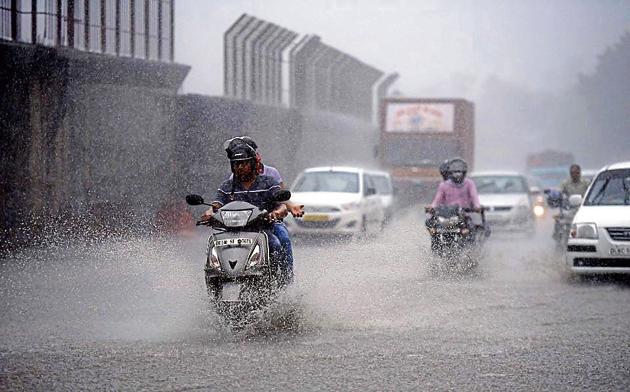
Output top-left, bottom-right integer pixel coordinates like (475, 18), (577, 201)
(273, 190), (291, 202)
(185, 194), (205, 206)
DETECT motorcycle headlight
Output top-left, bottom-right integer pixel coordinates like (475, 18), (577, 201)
(570, 223), (598, 239)
(533, 205), (545, 217)
(438, 216), (459, 225)
(208, 246), (221, 270)
(220, 210), (252, 227)
(247, 244), (262, 268)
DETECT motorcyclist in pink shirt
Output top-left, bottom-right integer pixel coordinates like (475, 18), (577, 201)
(431, 158), (481, 211)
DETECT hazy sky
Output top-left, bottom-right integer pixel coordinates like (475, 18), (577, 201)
(175, 0), (629, 98)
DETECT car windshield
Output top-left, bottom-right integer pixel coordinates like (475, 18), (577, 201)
(293, 171), (360, 193)
(584, 169), (630, 206)
(471, 176), (528, 194)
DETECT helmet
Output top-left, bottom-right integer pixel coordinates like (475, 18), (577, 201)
(439, 160), (450, 180)
(224, 136), (258, 153)
(227, 143), (257, 179)
(227, 142), (256, 162)
(448, 158), (468, 184)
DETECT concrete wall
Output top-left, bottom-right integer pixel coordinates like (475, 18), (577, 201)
(0, 43), (379, 250)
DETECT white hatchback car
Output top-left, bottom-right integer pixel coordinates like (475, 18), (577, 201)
(284, 167), (387, 236)
(566, 161), (630, 275)
(469, 171), (536, 233)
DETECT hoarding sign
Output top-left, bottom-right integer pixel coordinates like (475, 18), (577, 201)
(385, 103), (454, 133)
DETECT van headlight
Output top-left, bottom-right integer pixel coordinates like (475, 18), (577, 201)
(341, 202), (360, 211)
(570, 223), (598, 239)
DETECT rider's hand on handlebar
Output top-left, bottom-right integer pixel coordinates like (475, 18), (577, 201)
(268, 204), (289, 221)
(200, 208), (214, 221)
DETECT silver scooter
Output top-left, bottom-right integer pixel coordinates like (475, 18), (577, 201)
(186, 190), (291, 326)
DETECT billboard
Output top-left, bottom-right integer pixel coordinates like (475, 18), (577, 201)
(385, 103), (454, 133)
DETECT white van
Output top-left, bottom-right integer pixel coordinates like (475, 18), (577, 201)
(565, 161), (630, 275)
(285, 167), (389, 236)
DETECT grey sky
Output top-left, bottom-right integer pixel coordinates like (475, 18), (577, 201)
(175, 0), (630, 98)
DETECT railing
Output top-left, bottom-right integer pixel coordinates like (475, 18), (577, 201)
(0, 0), (173, 62)
(224, 13), (397, 122)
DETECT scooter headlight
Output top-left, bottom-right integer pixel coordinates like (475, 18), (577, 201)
(533, 205), (545, 217)
(247, 244), (262, 268)
(208, 246), (221, 270)
(220, 210), (252, 227)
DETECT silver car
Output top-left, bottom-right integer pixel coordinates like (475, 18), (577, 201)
(470, 171), (536, 234)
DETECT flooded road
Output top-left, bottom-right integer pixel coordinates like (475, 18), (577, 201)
(1, 207), (629, 391)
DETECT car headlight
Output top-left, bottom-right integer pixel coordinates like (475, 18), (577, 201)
(247, 244), (262, 268)
(207, 246), (221, 270)
(220, 210), (252, 227)
(341, 202), (360, 211)
(570, 223), (598, 239)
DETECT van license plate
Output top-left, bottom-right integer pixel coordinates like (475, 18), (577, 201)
(610, 247), (630, 256)
(303, 214), (329, 222)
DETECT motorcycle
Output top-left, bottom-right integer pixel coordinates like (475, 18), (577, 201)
(425, 205), (489, 269)
(185, 190), (291, 327)
(545, 189), (577, 250)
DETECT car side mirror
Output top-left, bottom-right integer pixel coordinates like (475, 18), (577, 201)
(568, 194), (582, 207)
(366, 187), (377, 196)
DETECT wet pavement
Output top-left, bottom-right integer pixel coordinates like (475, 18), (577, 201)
(1, 207), (629, 391)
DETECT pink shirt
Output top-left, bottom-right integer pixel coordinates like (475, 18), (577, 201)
(431, 178), (481, 209)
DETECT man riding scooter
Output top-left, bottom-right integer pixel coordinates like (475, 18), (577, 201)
(550, 163), (590, 246)
(201, 142), (293, 286)
(221, 136), (302, 284)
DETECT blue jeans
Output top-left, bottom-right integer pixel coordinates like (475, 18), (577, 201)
(273, 222), (294, 281)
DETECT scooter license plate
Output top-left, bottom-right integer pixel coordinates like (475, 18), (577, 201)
(221, 282), (242, 301)
(214, 238), (254, 247)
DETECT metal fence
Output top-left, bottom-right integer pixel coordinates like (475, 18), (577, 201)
(0, 0), (174, 61)
(224, 13), (398, 122)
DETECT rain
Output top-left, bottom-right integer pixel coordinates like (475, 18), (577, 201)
(1, 0), (629, 390)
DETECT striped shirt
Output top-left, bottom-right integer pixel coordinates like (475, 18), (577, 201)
(228, 164), (283, 184)
(213, 175), (281, 209)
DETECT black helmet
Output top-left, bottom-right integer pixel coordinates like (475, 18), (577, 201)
(224, 136), (258, 153)
(448, 158), (468, 184)
(439, 160), (450, 180)
(227, 143), (257, 177)
(227, 142), (256, 162)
